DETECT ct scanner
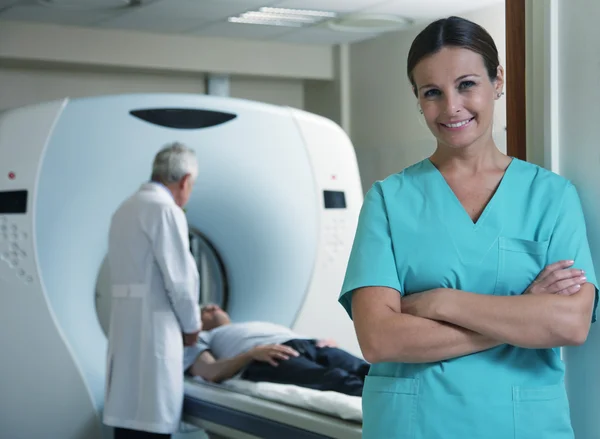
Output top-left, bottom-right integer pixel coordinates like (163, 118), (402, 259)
(0, 94), (365, 439)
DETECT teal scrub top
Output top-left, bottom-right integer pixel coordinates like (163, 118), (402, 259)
(340, 158), (599, 439)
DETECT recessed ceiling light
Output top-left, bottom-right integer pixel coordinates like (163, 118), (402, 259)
(228, 6), (337, 28)
(328, 14), (413, 33)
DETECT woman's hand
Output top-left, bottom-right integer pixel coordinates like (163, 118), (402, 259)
(401, 260), (586, 321)
(524, 260), (587, 296)
(400, 289), (444, 320)
(248, 344), (299, 366)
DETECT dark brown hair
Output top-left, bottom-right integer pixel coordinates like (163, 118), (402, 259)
(407, 16), (499, 95)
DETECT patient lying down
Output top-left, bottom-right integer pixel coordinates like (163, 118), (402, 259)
(183, 304), (369, 397)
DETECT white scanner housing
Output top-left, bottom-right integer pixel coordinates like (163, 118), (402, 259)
(0, 94), (364, 439)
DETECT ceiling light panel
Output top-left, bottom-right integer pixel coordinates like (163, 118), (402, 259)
(228, 6), (337, 28)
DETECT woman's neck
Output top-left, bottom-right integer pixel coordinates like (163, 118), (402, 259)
(429, 139), (510, 175)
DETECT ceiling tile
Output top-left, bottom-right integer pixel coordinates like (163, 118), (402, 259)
(96, 13), (207, 33)
(0, 4), (121, 25)
(119, 0), (278, 20)
(0, 0), (506, 45)
(190, 20), (292, 40)
(365, 0), (504, 20)
(276, 27), (379, 45)
(0, 0), (20, 10)
(272, 0), (386, 13)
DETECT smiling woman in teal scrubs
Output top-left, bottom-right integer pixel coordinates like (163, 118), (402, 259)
(339, 16), (598, 439)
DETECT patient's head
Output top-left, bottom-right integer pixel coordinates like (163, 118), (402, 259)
(201, 304), (231, 330)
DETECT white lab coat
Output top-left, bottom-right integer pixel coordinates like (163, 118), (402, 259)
(103, 183), (201, 434)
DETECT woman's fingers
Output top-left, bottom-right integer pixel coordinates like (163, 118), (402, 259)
(537, 260), (575, 282)
(527, 262), (585, 295)
(537, 267), (584, 288)
(547, 276), (587, 294)
(557, 284), (583, 296)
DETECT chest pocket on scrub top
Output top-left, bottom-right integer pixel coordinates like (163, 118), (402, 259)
(494, 237), (549, 296)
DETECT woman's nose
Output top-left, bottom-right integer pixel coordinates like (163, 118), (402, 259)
(443, 91), (462, 114)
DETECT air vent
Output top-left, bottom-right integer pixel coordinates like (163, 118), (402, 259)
(129, 108), (237, 130)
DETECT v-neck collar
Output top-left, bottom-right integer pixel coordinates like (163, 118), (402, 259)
(425, 157), (517, 231)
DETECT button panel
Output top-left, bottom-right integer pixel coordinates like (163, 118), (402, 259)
(0, 216), (34, 284)
(323, 213), (349, 264)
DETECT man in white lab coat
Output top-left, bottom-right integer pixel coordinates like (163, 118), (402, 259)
(103, 142), (202, 439)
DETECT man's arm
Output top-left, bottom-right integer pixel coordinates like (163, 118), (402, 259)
(188, 344), (300, 383)
(152, 206), (201, 337)
(189, 350), (254, 383)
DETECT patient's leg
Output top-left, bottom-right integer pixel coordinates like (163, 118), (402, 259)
(241, 353), (364, 396)
(314, 346), (370, 381)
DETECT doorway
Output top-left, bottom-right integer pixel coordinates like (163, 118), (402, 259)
(506, 0), (526, 160)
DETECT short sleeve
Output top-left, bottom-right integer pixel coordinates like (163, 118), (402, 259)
(546, 183), (599, 322)
(338, 183), (402, 319)
(183, 337), (210, 372)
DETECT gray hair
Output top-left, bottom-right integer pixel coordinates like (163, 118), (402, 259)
(151, 142), (198, 184)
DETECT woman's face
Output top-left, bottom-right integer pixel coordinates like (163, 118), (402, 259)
(412, 46), (504, 150)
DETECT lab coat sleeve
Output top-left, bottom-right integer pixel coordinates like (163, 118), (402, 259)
(546, 182), (599, 322)
(339, 182), (402, 320)
(153, 206), (201, 334)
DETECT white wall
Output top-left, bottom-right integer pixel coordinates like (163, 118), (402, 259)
(0, 20), (335, 112)
(230, 76), (304, 109)
(349, 3), (506, 191)
(304, 46), (343, 127)
(0, 63), (307, 112)
(527, 1), (600, 438)
(0, 64), (206, 111)
(0, 21), (333, 80)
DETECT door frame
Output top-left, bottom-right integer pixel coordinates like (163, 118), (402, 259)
(506, 0), (527, 160)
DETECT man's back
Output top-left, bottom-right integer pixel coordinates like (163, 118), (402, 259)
(192, 321), (306, 361)
(108, 187), (170, 288)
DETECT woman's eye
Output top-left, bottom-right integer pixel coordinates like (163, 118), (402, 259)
(423, 89), (441, 98)
(459, 80), (476, 90)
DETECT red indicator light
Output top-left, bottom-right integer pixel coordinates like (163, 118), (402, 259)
(331, 175), (337, 180)
(8, 172), (15, 180)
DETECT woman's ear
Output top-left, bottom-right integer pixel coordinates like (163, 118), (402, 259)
(495, 65), (505, 97)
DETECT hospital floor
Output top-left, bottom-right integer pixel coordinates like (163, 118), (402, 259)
(174, 428), (229, 439)
(173, 428), (210, 439)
